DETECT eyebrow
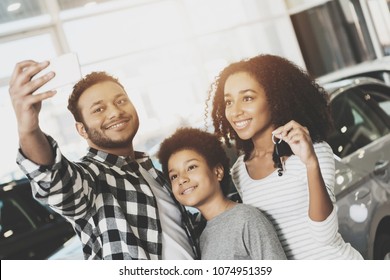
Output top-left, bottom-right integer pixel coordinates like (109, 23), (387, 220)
(168, 158), (199, 174)
(224, 89), (256, 97)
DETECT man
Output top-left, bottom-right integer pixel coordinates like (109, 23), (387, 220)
(8, 60), (200, 260)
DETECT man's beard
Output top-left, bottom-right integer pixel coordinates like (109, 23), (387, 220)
(85, 126), (136, 149)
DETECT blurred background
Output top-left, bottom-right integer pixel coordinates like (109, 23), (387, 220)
(0, 0), (389, 182)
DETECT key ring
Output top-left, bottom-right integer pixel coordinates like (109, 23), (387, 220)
(272, 134), (282, 144)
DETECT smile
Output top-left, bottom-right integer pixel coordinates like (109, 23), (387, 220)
(105, 120), (128, 130)
(233, 119), (251, 129)
(181, 186), (197, 195)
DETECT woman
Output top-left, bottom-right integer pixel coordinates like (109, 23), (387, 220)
(207, 54), (362, 259)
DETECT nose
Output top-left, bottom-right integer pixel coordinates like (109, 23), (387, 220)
(178, 173), (189, 186)
(228, 100), (243, 117)
(107, 104), (123, 119)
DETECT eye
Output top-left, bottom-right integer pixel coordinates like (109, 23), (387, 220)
(170, 174), (177, 181)
(187, 164), (197, 171)
(224, 99), (232, 107)
(93, 107), (103, 113)
(117, 98), (127, 105)
(243, 95), (253, 102)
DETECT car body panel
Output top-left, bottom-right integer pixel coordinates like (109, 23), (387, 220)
(324, 77), (390, 259)
(318, 57), (390, 85)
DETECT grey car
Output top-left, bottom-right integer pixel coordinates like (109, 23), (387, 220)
(324, 77), (390, 259)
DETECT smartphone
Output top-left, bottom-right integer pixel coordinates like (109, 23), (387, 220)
(33, 52), (82, 93)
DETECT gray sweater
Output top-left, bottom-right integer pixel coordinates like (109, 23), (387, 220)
(200, 204), (286, 260)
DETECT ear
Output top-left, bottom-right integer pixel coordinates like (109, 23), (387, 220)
(76, 122), (88, 139)
(214, 164), (224, 182)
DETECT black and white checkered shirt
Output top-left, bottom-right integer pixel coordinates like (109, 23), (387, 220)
(17, 136), (200, 260)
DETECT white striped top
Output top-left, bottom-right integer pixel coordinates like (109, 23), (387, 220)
(231, 142), (363, 260)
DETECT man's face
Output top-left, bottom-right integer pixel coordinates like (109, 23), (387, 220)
(77, 81), (139, 151)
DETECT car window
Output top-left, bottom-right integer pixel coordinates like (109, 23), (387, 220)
(366, 90), (390, 117)
(329, 88), (390, 158)
(379, 101), (390, 115)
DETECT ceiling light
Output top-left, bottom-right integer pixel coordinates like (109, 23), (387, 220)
(84, 1), (97, 8)
(7, 2), (21, 12)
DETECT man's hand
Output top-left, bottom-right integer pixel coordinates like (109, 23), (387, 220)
(9, 60), (57, 165)
(9, 60), (56, 135)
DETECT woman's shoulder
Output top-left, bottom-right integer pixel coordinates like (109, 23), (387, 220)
(313, 141), (334, 159)
(313, 141), (332, 152)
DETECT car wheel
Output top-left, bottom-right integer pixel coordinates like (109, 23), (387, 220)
(374, 232), (390, 260)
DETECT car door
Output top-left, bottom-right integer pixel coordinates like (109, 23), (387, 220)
(332, 85), (390, 180)
(328, 83), (390, 258)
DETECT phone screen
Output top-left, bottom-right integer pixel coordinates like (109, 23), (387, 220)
(33, 52), (82, 93)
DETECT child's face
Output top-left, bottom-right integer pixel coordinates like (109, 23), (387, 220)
(168, 149), (223, 208)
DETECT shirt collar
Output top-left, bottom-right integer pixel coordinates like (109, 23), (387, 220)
(86, 147), (150, 169)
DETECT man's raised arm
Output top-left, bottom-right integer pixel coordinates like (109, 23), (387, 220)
(9, 60), (57, 165)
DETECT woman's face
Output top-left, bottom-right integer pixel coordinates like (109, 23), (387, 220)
(223, 72), (273, 140)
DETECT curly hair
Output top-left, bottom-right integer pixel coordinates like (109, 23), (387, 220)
(67, 71), (125, 122)
(206, 54), (333, 159)
(157, 127), (231, 195)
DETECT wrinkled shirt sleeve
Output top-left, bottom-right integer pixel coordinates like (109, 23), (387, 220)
(16, 135), (94, 220)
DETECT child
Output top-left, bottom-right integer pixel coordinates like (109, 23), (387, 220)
(157, 127), (286, 260)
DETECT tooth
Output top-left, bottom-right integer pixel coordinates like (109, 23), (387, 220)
(235, 120), (249, 128)
(108, 122), (125, 129)
(182, 187), (194, 195)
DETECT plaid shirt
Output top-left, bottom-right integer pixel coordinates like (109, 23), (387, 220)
(17, 136), (200, 260)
